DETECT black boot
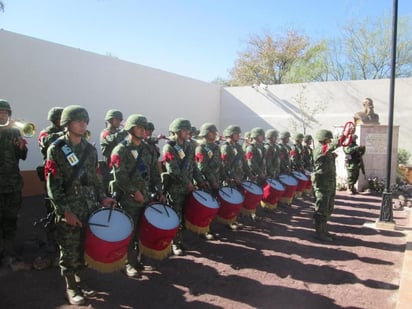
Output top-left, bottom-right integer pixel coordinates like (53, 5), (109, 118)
(75, 270), (96, 297)
(314, 222), (333, 242)
(65, 274), (85, 305)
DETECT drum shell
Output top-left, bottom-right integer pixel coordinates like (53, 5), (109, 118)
(261, 178), (285, 208)
(84, 208), (133, 273)
(292, 171), (309, 198)
(279, 174), (298, 204)
(304, 170), (313, 194)
(139, 203), (179, 260)
(216, 187), (244, 224)
(241, 181), (263, 214)
(185, 190), (219, 234)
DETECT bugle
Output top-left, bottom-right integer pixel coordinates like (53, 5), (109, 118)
(0, 118), (37, 138)
(338, 121), (356, 146)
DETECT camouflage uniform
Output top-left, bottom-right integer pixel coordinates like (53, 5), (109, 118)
(311, 129), (340, 242)
(302, 134), (314, 172)
(264, 129), (280, 178)
(343, 136), (365, 194)
(290, 133), (305, 172)
(278, 131), (292, 174)
(0, 99), (28, 263)
(245, 128), (266, 186)
(110, 115), (162, 273)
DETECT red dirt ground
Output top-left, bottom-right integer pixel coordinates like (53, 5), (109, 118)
(0, 191), (408, 309)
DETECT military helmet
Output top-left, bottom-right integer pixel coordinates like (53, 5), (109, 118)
(60, 105), (89, 127)
(303, 134), (313, 142)
(265, 129), (279, 139)
(198, 123), (218, 137)
(169, 118), (192, 133)
(124, 114), (148, 131)
(316, 129), (333, 142)
(223, 125), (241, 137)
(104, 109), (123, 121)
(190, 126), (199, 136)
(0, 99), (11, 115)
(47, 107), (64, 122)
(294, 133), (304, 140)
(146, 122), (155, 131)
(280, 131), (291, 139)
(244, 131), (251, 139)
(250, 127), (265, 139)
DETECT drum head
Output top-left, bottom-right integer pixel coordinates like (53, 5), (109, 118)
(193, 190), (219, 209)
(144, 203), (179, 230)
(89, 208), (133, 242)
(292, 171), (308, 181)
(266, 178), (285, 191)
(218, 187), (244, 204)
(279, 174), (298, 186)
(242, 181), (264, 195)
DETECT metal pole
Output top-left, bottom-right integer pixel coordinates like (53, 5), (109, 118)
(379, 0), (398, 222)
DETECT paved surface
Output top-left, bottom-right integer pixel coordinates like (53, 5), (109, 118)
(0, 191), (411, 309)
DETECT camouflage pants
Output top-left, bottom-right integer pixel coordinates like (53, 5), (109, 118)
(313, 188), (335, 223)
(346, 168), (360, 188)
(0, 191), (22, 258)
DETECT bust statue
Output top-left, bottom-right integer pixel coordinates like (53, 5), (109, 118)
(353, 98), (380, 125)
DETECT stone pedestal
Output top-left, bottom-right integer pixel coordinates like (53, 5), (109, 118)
(335, 125), (399, 192)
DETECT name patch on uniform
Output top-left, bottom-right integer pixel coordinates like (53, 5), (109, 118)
(61, 144), (79, 166)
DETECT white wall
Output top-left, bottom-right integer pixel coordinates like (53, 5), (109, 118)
(0, 30), (221, 170)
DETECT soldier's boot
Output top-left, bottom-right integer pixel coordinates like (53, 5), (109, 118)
(124, 248), (139, 277)
(314, 222), (333, 243)
(136, 252), (154, 271)
(171, 230), (184, 256)
(323, 223), (336, 239)
(65, 274), (85, 305)
(347, 184), (353, 194)
(75, 270), (96, 297)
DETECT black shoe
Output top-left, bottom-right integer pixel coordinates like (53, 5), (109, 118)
(315, 233), (334, 242)
(124, 264), (139, 277)
(226, 222), (238, 230)
(78, 285), (97, 297)
(172, 244), (184, 256)
(136, 261), (154, 271)
(200, 232), (215, 240)
(66, 288), (85, 305)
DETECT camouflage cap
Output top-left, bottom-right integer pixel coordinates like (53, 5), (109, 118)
(316, 129), (333, 142)
(303, 134), (313, 142)
(265, 129), (279, 139)
(146, 122), (155, 131)
(223, 125), (241, 137)
(198, 123), (218, 137)
(279, 131), (291, 139)
(47, 107), (64, 122)
(190, 126), (199, 136)
(124, 114), (148, 131)
(294, 133), (304, 140)
(105, 109), (123, 121)
(244, 131), (251, 139)
(250, 127), (265, 139)
(60, 105), (89, 127)
(169, 118), (192, 133)
(0, 99), (11, 115)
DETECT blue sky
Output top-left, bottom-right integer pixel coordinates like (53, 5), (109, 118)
(1, 0), (411, 82)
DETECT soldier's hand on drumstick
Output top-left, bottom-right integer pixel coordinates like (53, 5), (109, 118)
(63, 210), (82, 227)
(101, 197), (117, 208)
(132, 190), (145, 203)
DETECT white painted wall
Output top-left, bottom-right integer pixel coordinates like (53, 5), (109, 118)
(0, 30), (220, 170)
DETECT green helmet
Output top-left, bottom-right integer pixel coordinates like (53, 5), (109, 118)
(60, 105), (89, 127)
(0, 99), (11, 115)
(105, 109), (123, 121)
(223, 125), (241, 137)
(250, 127), (265, 139)
(47, 107), (64, 122)
(294, 133), (304, 140)
(146, 122), (155, 131)
(190, 126), (199, 136)
(280, 131), (291, 139)
(244, 131), (251, 139)
(303, 134), (313, 142)
(265, 129), (279, 139)
(198, 123), (218, 137)
(169, 118), (192, 133)
(124, 114), (148, 131)
(316, 129), (333, 142)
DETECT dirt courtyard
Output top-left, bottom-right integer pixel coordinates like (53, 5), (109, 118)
(0, 191), (409, 309)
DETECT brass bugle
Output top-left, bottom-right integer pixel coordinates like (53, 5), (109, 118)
(84, 130), (91, 140)
(12, 120), (36, 138)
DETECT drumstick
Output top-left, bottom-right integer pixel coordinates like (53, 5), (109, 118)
(219, 188), (231, 198)
(107, 203), (114, 223)
(194, 190), (207, 201)
(163, 204), (170, 217)
(243, 182), (253, 189)
(88, 222), (110, 228)
(148, 205), (163, 214)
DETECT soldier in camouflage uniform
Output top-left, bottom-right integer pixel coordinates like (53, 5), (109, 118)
(46, 105), (115, 305)
(311, 129), (342, 242)
(278, 131), (292, 175)
(264, 129), (281, 179)
(245, 127), (267, 186)
(0, 99), (28, 269)
(99, 109), (127, 194)
(242, 131), (251, 152)
(110, 114), (163, 277)
(162, 118), (204, 255)
(33, 107), (64, 270)
(290, 133), (305, 172)
(343, 135), (366, 194)
(302, 134), (314, 172)
(145, 121), (166, 174)
(195, 123), (224, 238)
(188, 126), (200, 151)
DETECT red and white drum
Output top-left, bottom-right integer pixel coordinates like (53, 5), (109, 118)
(241, 181), (263, 215)
(216, 186), (244, 224)
(292, 171), (309, 199)
(261, 178), (285, 210)
(139, 203), (179, 260)
(85, 208), (133, 273)
(279, 174), (298, 205)
(185, 190), (220, 234)
(304, 169), (313, 196)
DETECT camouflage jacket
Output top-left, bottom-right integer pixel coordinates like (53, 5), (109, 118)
(311, 139), (340, 189)
(0, 127), (28, 193)
(195, 140), (223, 187)
(278, 143), (291, 174)
(302, 145), (314, 171)
(264, 142), (280, 177)
(343, 142), (365, 169)
(290, 143), (304, 171)
(38, 124), (64, 161)
(100, 127), (128, 164)
(45, 134), (105, 218)
(110, 138), (161, 199)
(221, 141), (250, 181)
(245, 143), (266, 178)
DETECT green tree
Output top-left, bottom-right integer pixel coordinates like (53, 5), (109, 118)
(229, 30), (327, 86)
